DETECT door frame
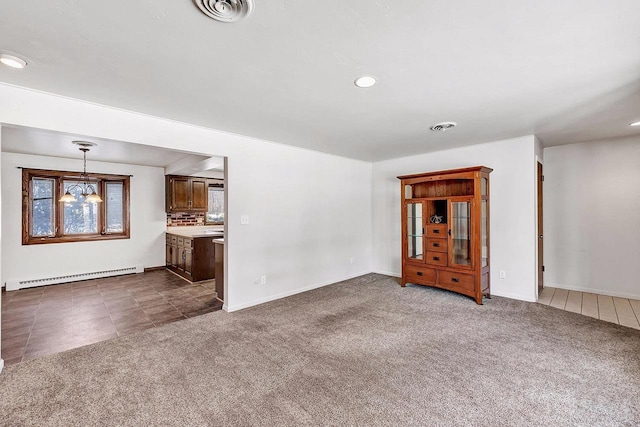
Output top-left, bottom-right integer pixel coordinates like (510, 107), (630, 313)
(537, 160), (544, 295)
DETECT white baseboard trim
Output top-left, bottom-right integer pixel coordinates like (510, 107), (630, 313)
(549, 283), (640, 301)
(225, 270), (371, 312)
(491, 290), (536, 303)
(0, 358), (4, 374)
(372, 270), (401, 278)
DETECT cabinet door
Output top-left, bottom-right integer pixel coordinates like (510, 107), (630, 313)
(184, 248), (193, 275)
(166, 243), (172, 266)
(177, 245), (185, 271)
(170, 177), (191, 211)
(449, 200), (472, 268)
(171, 244), (179, 267)
(191, 178), (208, 211)
(405, 202), (424, 262)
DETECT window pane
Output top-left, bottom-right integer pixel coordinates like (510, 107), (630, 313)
(105, 182), (124, 233)
(207, 188), (224, 223)
(32, 178), (55, 237)
(63, 180), (99, 234)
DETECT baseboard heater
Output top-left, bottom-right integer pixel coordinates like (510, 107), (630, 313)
(5, 265), (144, 291)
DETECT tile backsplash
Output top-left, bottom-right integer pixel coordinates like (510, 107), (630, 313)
(166, 212), (205, 226)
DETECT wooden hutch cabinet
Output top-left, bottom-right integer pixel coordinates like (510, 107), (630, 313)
(398, 166), (492, 304)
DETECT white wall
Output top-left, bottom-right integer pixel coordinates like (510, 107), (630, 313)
(372, 136), (538, 302)
(544, 136), (640, 299)
(1, 152), (166, 285)
(0, 84), (373, 312)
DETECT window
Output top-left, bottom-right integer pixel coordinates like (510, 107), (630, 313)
(23, 169), (130, 245)
(206, 184), (224, 224)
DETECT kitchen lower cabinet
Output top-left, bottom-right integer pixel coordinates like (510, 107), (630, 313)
(214, 240), (224, 302)
(166, 233), (216, 282)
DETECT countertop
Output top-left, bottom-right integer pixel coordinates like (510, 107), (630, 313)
(212, 238), (224, 244)
(166, 226), (224, 238)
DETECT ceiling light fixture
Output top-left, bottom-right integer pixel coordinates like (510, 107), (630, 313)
(630, 121), (640, 127)
(59, 141), (103, 204)
(354, 76), (376, 88)
(0, 53), (27, 69)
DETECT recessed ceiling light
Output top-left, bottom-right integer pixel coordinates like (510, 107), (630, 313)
(0, 53), (27, 69)
(354, 76), (376, 88)
(630, 121), (640, 127)
(429, 122), (457, 132)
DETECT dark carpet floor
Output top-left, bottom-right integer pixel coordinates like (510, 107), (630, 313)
(0, 274), (638, 426)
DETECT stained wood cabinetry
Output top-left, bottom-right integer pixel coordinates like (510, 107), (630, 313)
(165, 176), (208, 213)
(398, 166), (492, 304)
(214, 240), (224, 302)
(165, 233), (215, 282)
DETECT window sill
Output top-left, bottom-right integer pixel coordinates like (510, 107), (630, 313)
(23, 233), (130, 245)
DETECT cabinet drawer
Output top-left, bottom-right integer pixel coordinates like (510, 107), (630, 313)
(425, 251), (447, 266)
(184, 238), (192, 248)
(438, 271), (475, 292)
(177, 237), (184, 246)
(405, 265), (436, 284)
(168, 235), (177, 244)
(426, 224), (447, 238)
(426, 238), (447, 253)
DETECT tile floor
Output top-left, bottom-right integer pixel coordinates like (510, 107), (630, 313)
(1, 269), (222, 365)
(538, 286), (640, 330)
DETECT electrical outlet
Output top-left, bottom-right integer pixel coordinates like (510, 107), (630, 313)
(240, 215), (250, 225)
(260, 275), (267, 285)
(499, 270), (506, 279)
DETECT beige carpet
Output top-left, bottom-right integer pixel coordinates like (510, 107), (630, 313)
(0, 274), (639, 426)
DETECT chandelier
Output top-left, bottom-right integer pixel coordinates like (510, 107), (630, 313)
(59, 142), (103, 204)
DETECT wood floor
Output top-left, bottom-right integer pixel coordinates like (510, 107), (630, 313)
(1, 269), (222, 366)
(538, 287), (640, 330)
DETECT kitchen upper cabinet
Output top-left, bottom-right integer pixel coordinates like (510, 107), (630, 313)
(166, 176), (209, 213)
(190, 178), (208, 211)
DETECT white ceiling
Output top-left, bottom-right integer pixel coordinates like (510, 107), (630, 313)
(1, 126), (224, 174)
(0, 1), (639, 161)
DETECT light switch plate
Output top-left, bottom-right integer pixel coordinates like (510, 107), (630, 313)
(240, 215), (250, 225)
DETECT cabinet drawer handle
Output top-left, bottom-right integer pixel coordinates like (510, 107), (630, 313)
(417, 272), (423, 276)
(433, 256), (440, 261)
(433, 243), (440, 247)
(433, 229), (440, 234)
(451, 277), (459, 283)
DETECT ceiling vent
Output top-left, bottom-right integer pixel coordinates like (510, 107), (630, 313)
(194, 0), (254, 23)
(429, 122), (457, 132)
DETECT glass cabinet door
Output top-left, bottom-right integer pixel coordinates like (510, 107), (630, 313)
(481, 200), (488, 267)
(406, 202), (423, 261)
(450, 201), (472, 267)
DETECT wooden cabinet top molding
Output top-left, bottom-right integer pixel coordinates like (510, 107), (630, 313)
(397, 166), (493, 181)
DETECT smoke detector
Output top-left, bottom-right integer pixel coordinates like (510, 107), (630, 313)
(194, 0), (254, 23)
(429, 122), (457, 132)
